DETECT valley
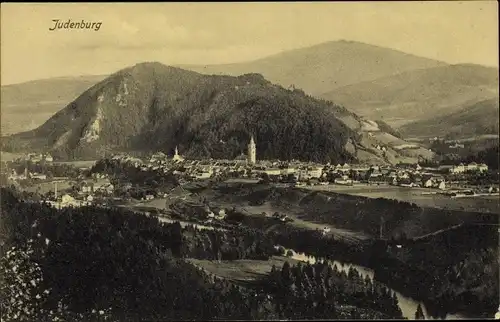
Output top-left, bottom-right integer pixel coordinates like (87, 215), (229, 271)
(1, 16), (498, 321)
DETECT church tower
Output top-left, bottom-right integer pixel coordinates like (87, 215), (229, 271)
(173, 146), (184, 162)
(247, 135), (256, 165)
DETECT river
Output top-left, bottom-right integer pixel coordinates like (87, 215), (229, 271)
(277, 246), (467, 320)
(134, 203), (471, 319)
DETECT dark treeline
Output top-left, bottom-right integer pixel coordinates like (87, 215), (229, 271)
(0, 188), (278, 320)
(260, 260), (403, 319)
(370, 224), (499, 318)
(430, 140), (499, 170)
(269, 228), (369, 266)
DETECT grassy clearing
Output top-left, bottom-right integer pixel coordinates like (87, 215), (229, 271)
(188, 256), (300, 281)
(0, 151), (25, 162)
(53, 160), (97, 168)
(23, 180), (73, 194)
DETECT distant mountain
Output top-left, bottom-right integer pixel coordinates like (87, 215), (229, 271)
(1, 75), (107, 135)
(399, 98), (500, 139)
(321, 64), (499, 128)
(1, 62), (433, 164)
(178, 40), (447, 95)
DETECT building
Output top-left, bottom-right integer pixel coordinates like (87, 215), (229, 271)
(172, 146), (185, 162)
(466, 162), (479, 172)
(424, 178), (434, 188)
(478, 164), (489, 172)
(30, 173), (47, 180)
(280, 166), (297, 176)
(263, 168), (281, 176)
(247, 136), (256, 165)
(450, 163), (466, 174)
(449, 143), (465, 149)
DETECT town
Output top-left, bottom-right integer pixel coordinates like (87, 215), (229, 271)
(2, 136), (498, 213)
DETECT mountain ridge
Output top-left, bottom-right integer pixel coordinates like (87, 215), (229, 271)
(176, 40), (448, 94)
(2, 62), (432, 164)
(399, 98), (500, 139)
(320, 63), (499, 128)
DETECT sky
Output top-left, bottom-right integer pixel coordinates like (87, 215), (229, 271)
(1, 1), (498, 85)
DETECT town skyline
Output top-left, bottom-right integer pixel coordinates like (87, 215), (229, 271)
(1, 1), (498, 85)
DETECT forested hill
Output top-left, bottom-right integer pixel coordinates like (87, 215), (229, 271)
(1, 62), (412, 163)
(399, 98), (500, 139)
(321, 64), (498, 129)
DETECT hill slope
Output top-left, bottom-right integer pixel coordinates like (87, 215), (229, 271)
(178, 40), (446, 95)
(321, 64), (499, 128)
(399, 98), (500, 139)
(1, 75), (107, 135)
(1, 62), (433, 163)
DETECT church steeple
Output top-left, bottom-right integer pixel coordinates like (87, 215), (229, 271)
(172, 145), (184, 162)
(247, 135), (256, 165)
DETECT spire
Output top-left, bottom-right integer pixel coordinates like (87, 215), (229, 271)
(250, 135), (255, 145)
(175, 146), (179, 156)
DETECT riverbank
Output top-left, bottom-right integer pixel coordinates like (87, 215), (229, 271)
(281, 247), (468, 320)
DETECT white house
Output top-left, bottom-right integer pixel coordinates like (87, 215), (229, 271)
(280, 167), (297, 175)
(478, 164), (488, 172)
(216, 209), (227, 220)
(30, 173), (47, 180)
(424, 179), (433, 188)
(264, 168), (282, 176)
(195, 170), (213, 179)
(450, 164), (466, 174)
(466, 162), (479, 172)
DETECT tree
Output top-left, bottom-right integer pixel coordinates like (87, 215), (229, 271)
(281, 261), (293, 287)
(415, 303), (425, 320)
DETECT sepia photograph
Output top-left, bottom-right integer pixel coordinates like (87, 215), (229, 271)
(1, 1), (499, 321)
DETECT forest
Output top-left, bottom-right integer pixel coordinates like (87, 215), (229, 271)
(1, 187), (406, 321)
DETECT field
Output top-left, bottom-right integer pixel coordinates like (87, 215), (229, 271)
(239, 203), (370, 243)
(188, 256), (300, 282)
(0, 151), (25, 162)
(139, 188), (370, 244)
(23, 179), (73, 194)
(53, 160), (97, 169)
(304, 184), (500, 214)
